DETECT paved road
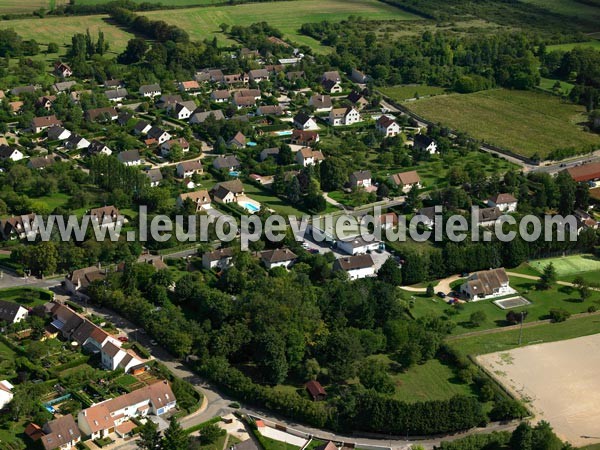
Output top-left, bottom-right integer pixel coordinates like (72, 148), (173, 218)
(0, 270), (62, 290)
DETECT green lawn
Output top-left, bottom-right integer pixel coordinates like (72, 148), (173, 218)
(406, 89), (599, 159)
(77, 0), (222, 5)
(369, 355), (476, 402)
(450, 313), (600, 357)
(141, 0), (419, 53)
(0, 287), (53, 307)
(256, 434), (300, 450)
(0, 340), (17, 378)
(29, 192), (70, 214)
(242, 182), (307, 217)
(519, 0), (600, 26)
(379, 84), (448, 101)
(0, 0), (68, 13)
(528, 254), (600, 277)
(537, 77), (574, 95)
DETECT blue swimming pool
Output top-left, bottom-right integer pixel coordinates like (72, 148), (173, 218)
(247, 141), (257, 147)
(239, 201), (260, 213)
(275, 130), (293, 136)
(229, 171), (240, 177)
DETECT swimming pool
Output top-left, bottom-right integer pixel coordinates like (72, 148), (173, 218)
(239, 201), (260, 213)
(229, 171), (240, 177)
(247, 141), (257, 147)
(275, 130), (293, 136)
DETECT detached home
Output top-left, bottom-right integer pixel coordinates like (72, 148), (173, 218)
(260, 248), (297, 269)
(32, 115), (62, 133)
(333, 254), (376, 280)
(389, 170), (421, 193)
(48, 126), (71, 141)
(413, 134), (438, 154)
(160, 137), (189, 156)
(211, 179), (244, 204)
(296, 147), (324, 167)
(105, 88), (128, 102)
(213, 155), (241, 171)
(461, 268), (511, 301)
(177, 190), (212, 212)
(290, 130), (319, 147)
(477, 207), (503, 227)
(89, 205), (123, 228)
(202, 247), (235, 270)
(309, 94), (332, 112)
(349, 170), (372, 190)
(139, 83), (162, 98)
(0, 299), (28, 324)
(86, 107), (118, 122)
(176, 160), (203, 178)
(178, 80), (200, 92)
(293, 112), (317, 130)
(249, 69), (270, 82)
(0, 380), (14, 410)
(376, 115), (400, 137)
(146, 168), (163, 187)
(227, 132), (246, 148)
(117, 149), (142, 166)
(328, 107), (360, 126)
(337, 236), (380, 255)
(147, 127), (171, 144)
(211, 90), (230, 103)
(1, 214), (39, 240)
(39, 415), (81, 450)
(0, 145), (24, 162)
(487, 193), (518, 212)
(189, 109), (225, 124)
(54, 62), (73, 78)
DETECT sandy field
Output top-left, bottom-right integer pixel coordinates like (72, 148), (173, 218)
(477, 333), (600, 446)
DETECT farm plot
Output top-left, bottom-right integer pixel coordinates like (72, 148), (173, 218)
(406, 89), (599, 159)
(477, 333), (600, 446)
(0, 0), (69, 14)
(142, 0), (419, 52)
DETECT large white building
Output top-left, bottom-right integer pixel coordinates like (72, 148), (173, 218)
(460, 268), (512, 301)
(333, 254), (376, 280)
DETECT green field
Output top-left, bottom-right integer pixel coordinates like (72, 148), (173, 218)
(75, 0), (221, 4)
(538, 77), (574, 95)
(547, 40), (600, 52)
(0, 0), (69, 13)
(0, 14), (134, 53)
(379, 84), (448, 101)
(406, 89), (599, 159)
(519, 0), (600, 25)
(142, 0), (419, 52)
(450, 313), (600, 357)
(528, 254), (600, 277)
(370, 355), (476, 402)
(0, 287), (53, 307)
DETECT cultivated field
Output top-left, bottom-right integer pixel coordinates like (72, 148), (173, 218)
(379, 84), (447, 101)
(0, 14), (134, 52)
(406, 89), (599, 159)
(75, 0), (221, 4)
(0, 0), (69, 14)
(477, 333), (600, 446)
(528, 254), (600, 278)
(142, 0), (419, 52)
(547, 39), (600, 52)
(519, 0), (600, 26)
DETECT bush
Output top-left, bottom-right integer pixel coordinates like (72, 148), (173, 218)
(588, 305), (598, 313)
(549, 308), (571, 323)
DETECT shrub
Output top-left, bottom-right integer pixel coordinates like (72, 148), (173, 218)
(549, 308), (570, 323)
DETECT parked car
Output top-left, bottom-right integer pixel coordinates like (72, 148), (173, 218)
(118, 336), (129, 342)
(437, 292), (447, 298)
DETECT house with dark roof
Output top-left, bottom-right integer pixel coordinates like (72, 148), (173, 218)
(0, 299), (28, 324)
(47, 126), (71, 141)
(65, 134), (90, 151)
(85, 107), (118, 122)
(256, 105), (284, 116)
(176, 160), (203, 178)
(0, 145), (23, 162)
(293, 112), (317, 130)
(139, 83), (161, 98)
(349, 170), (372, 190)
(146, 168), (163, 187)
(347, 91), (369, 109)
(1, 214), (38, 240)
(88, 205), (123, 229)
(259, 147), (280, 162)
(160, 137), (189, 156)
(210, 89), (230, 103)
(290, 130), (319, 147)
(64, 266), (107, 298)
(117, 149), (142, 166)
(309, 94), (332, 112)
(211, 179), (244, 204)
(86, 140), (112, 157)
(32, 115), (62, 133)
(460, 268), (511, 301)
(413, 134), (438, 154)
(477, 207), (503, 228)
(27, 156), (55, 170)
(147, 127), (171, 144)
(260, 248), (297, 269)
(213, 155), (241, 171)
(54, 62), (72, 78)
(189, 109), (225, 124)
(52, 80), (76, 93)
(333, 254), (376, 280)
(322, 79), (342, 94)
(134, 120), (152, 135)
(105, 88), (128, 102)
(227, 132), (246, 148)
(202, 247), (235, 270)
(39, 414), (81, 450)
(376, 115), (400, 137)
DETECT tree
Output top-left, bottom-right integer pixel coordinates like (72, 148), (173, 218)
(489, 399), (527, 421)
(538, 263), (556, 290)
(426, 283), (435, 297)
(47, 42), (59, 54)
(377, 258), (402, 285)
(510, 422), (533, 450)
(358, 359), (395, 394)
(286, 177), (301, 204)
(161, 417), (189, 450)
(199, 423), (225, 445)
(549, 308), (570, 323)
(573, 276), (591, 301)
(136, 419), (161, 450)
(469, 311), (487, 327)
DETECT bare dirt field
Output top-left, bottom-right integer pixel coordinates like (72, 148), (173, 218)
(477, 333), (600, 446)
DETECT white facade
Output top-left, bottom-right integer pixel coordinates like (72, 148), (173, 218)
(0, 380), (14, 410)
(345, 266), (376, 280)
(337, 239), (380, 255)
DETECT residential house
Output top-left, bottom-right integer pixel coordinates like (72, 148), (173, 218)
(211, 90), (231, 103)
(40, 415), (81, 450)
(8, 101), (23, 114)
(227, 132), (246, 148)
(333, 254), (376, 279)
(156, 94), (183, 109)
(176, 160), (203, 178)
(85, 107), (118, 122)
(88, 205), (122, 229)
(54, 62), (72, 78)
(27, 156), (55, 170)
(86, 140), (112, 157)
(233, 95), (256, 109)
(0, 299), (28, 324)
(0, 380), (14, 410)
(104, 79), (124, 89)
(322, 71), (341, 83)
(347, 91), (369, 110)
(202, 247), (235, 270)
(189, 109), (225, 124)
(376, 115), (400, 137)
(118, 112), (133, 126)
(0, 145), (24, 162)
(566, 162), (600, 186)
(213, 155), (241, 171)
(349, 170), (372, 190)
(259, 147), (280, 162)
(296, 147), (324, 167)
(305, 380), (327, 401)
(117, 149), (142, 166)
(168, 100), (196, 120)
(105, 88), (128, 102)
(487, 193), (518, 212)
(337, 236), (380, 255)
(160, 137), (190, 156)
(1, 214), (39, 240)
(389, 170), (421, 193)
(309, 94), (332, 112)
(417, 206), (438, 228)
(64, 266), (107, 298)
(256, 105), (284, 116)
(249, 69), (270, 83)
(146, 168), (163, 187)
(224, 73), (246, 85)
(322, 79), (342, 94)
(51, 81), (76, 93)
(290, 130), (319, 147)
(260, 248), (297, 269)
(351, 68), (369, 84)
(293, 112), (317, 130)
(286, 71), (305, 82)
(460, 268), (511, 301)
(195, 69), (224, 83)
(10, 85), (37, 96)
(477, 207), (503, 227)
(413, 134), (438, 154)
(211, 179), (244, 204)
(178, 80), (200, 92)
(574, 209), (599, 233)
(36, 95), (56, 111)
(133, 120), (152, 135)
(147, 127), (171, 145)
(376, 212), (398, 230)
(48, 126), (71, 141)
(177, 190), (212, 212)
(65, 134), (90, 151)
(32, 115), (62, 133)
(77, 381), (176, 440)
(139, 84), (162, 98)
(329, 107), (360, 126)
